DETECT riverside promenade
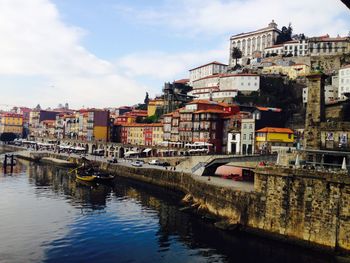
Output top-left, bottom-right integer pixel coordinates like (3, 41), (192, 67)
(10, 147), (255, 193)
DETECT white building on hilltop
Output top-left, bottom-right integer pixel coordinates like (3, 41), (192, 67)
(188, 73), (260, 102)
(229, 20), (281, 65)
(339, 65), (350, 100)
(189, 61), (227, 85)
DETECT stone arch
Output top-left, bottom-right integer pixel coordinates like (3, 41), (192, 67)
(247, 38), (251, 53)
(242, 39), (246, 53)
(91, 144), (97, 153)
(257, 36), (261, 51)
(119, 147), (125, 158)
(252, 37), (256, 51)
(237, 40), (241, 50)
(262, 35), (266, 49)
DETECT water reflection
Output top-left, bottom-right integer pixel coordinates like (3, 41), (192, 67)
(0, 160), (339, 263)
(28, 164), (112, 211)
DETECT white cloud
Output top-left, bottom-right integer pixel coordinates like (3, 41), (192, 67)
(115, 0), (350, 37)
(117, 43), (229, 81)
(0, 0), (148, 109)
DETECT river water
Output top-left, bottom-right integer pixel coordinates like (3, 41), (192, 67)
(0, 153), (339, 263)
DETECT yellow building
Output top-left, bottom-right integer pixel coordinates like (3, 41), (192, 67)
(86, 109), (110, 142)
(0, 113), (23, 136)
(289, 64), (310, 79)
(255, 127), (294, 153)
(127, 125), (145, 145)
(121, 123), (163, 146)
(262, 63), (310, 79)
(147, 99), (164, 117)
(151, 124), (164, 146)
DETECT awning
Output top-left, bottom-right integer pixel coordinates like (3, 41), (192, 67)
(73, 146), (86, 151)
(59, 145), (71, 149)
(143, 148), (152, 153)
(125, 151), (139, 156)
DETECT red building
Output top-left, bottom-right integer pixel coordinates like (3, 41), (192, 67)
(114, 109), (148, 125)
(177, 100), (239, 153)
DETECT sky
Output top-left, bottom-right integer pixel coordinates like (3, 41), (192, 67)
(0, 0), (349, 110)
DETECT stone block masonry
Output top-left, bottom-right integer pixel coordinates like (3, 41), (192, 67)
(254, 167), (350, 252)
(103, 162), (350, 253)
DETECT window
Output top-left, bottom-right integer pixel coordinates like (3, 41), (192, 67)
(243, 134), (246, 140)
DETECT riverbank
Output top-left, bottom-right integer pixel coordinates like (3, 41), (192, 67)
(4, 144), (350, 257)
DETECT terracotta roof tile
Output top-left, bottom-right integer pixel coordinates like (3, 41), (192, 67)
(189, 61), (228, 71)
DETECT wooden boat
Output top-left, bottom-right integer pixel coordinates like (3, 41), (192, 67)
(75, 168), (114, 183)
(76, 174), (97, 182)
(95, 173), (114, 182)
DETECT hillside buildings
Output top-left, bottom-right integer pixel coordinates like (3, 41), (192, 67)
(188, 61), (260, 103)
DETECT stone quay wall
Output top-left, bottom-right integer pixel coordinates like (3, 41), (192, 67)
(253, 167), (350, 253)
(98, 161), (350, 253)
(10, 147), (350, 254)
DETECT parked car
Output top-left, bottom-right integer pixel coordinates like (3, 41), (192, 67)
(158, 161), (170, 167)
(108, 158), (118, 164)
(148, 159), (160, 165)
(131, 161), (143, 167)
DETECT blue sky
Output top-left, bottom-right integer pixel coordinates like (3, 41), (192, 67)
(0, 0), (349, 109)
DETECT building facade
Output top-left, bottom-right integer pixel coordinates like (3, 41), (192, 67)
(86, 110), (110, 142)
(229, 20), (281, 65)
(255, 127), (294, 153)
(188, 73), (260, 102)
(240, 118), (255, 155)
(120, 123), (163, 146)
(189, 61), (227, 84)
(339, 65), (350, 100)
(0, 113), (23, 137)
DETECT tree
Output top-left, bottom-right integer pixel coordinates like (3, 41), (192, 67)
(231, 47), (242, 66)
(144, 92), (149, 106)
(276, 24), (293, 44)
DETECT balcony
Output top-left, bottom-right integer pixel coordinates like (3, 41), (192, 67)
(321, 141), (350, 152)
